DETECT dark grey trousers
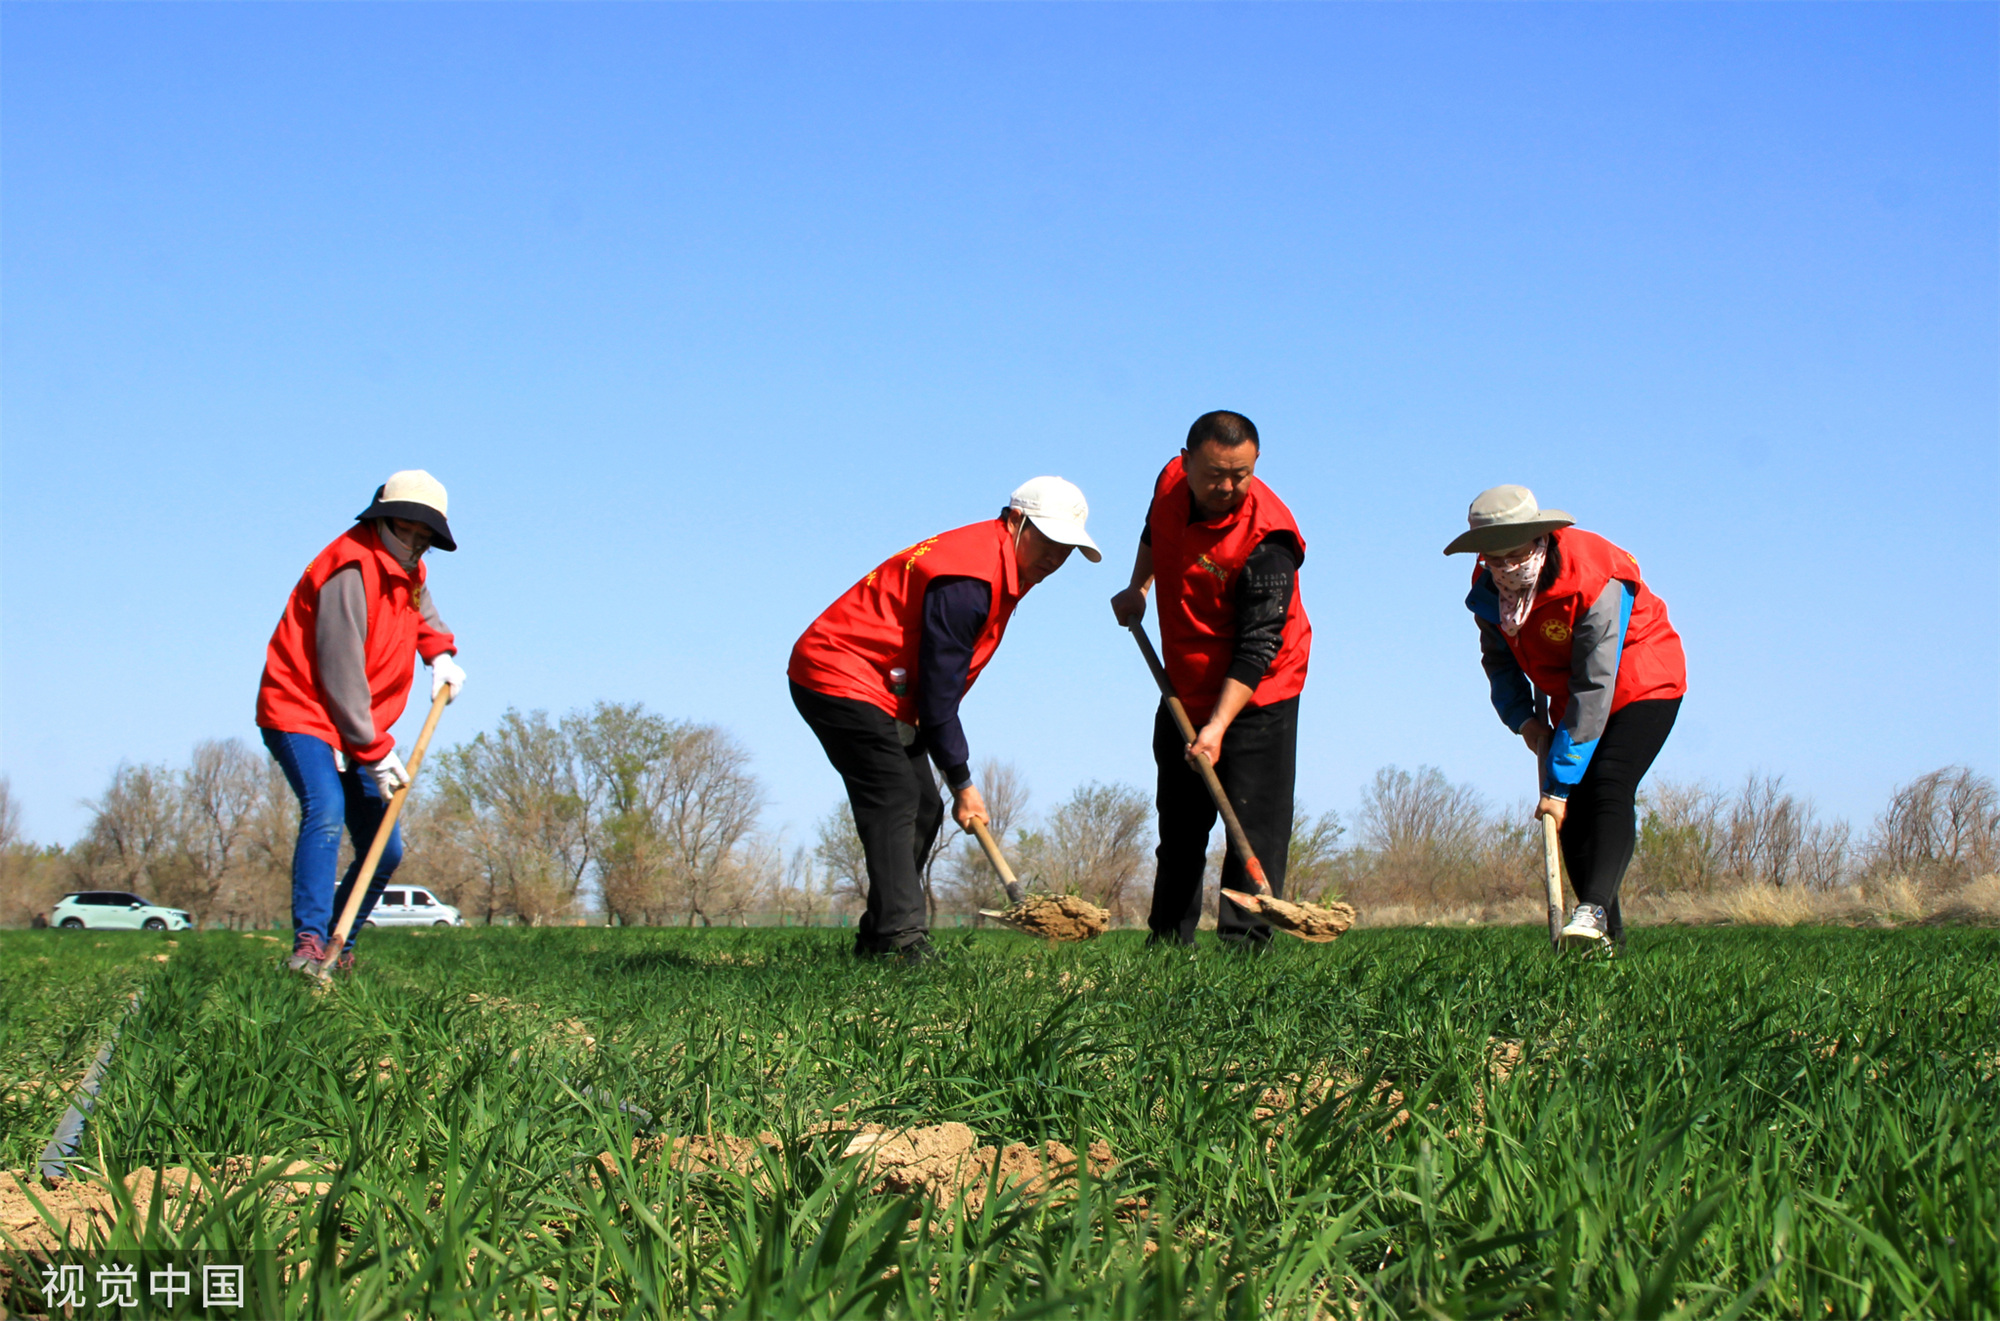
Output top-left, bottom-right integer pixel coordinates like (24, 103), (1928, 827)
(1147, 696), (1299, 947)
(790, 681), (941, 952)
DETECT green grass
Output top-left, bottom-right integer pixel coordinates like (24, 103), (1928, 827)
(0, 931), (158, 1169)
(4, 925), (1997, 1317)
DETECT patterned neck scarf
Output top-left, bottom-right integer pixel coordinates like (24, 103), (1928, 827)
(1488, 537), (1547, 637)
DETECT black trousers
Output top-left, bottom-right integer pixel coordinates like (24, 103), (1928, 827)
(1558, 696), (1680, 941)
(791, 681), (942, 952)
(1147, 696), (1299, 947)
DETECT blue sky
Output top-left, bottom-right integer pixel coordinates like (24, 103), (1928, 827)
(3, 3), (1994, 850)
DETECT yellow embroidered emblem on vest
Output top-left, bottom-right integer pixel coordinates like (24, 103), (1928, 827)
(1194, 553), (1228, 583)
(1541, 618), (1572, 644)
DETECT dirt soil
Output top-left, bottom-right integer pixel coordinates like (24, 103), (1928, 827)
(2, 1160), (333, 1255)
(1258, 897), (1358, 942)
(999, 895), (1110, 942)
(839, 1123), (1115, 1211)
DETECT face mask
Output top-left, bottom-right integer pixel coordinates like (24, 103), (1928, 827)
(1488, 538), (1547, 637)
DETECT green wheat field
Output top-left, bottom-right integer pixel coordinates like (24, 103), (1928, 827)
(2, 925), (1995, 1318)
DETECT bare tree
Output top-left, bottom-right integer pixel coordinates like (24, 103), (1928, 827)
(0, 778), (66, 926)
(154, 740), (265, 924)
(0, 778), (20, 854)
(394, 783), (486, 920)
(813, 800), (870, 914)
(768, 842), (849, 924)
(572, 705), (767, 926)
(74, 763), (179, 895)
(436, 708), (595, 925)
(650, 722), (766, 926)
(1285, 805), (1348, 903)
(1353, 766), (1488, 903)
(1633, 781), (1725, 895)
(1018, 781), (1153, 922)
(937, 759), (1033, 914)
(1870, 766), (1999, 886)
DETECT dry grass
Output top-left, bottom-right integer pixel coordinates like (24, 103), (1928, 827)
(1331, 874), (2000, 930)
(1630, 872), (1999, 928)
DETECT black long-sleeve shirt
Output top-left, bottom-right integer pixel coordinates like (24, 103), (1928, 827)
(916, 576), (990, 791)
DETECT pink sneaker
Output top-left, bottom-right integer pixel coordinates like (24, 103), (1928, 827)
(287, 931), (328, 973)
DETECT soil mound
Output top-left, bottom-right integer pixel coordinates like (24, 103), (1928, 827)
(1259, 897), (1357, 942)
(839, 1123), (1114, 1210)
(996, 895), (1109, 942)
(2, 1161), (333, 1254)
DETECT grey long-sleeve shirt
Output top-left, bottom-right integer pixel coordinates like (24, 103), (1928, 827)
(317, 523), (451, 754)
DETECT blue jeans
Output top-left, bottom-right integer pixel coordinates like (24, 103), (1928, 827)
(261, 729), (403, 943)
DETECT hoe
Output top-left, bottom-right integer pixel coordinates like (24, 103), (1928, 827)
(1127, 623), (1355, 943)
(311, 690), (450, 983)
(973, 819), (1110, 942)
(1535, 695), (1567, 951)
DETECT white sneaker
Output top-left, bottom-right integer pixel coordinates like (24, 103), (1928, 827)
(1559, 904), (1610, 946)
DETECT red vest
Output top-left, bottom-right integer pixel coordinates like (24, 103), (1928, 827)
(788, 518), (1025, 722)
(1481, 527), (1686, 715)
(256, 525), (456, 761)
(1148, 457), (1312, 724)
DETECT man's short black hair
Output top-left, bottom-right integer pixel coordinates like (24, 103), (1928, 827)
(1185, 410), (1260, 454)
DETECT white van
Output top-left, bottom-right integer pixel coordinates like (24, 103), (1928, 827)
(363, 886), (465, 927)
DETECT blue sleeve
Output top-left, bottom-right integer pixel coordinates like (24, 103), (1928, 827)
(918, 576), (990, 791)
(1469, 572), (1536, 732)
(1544, 582), (1634, 796)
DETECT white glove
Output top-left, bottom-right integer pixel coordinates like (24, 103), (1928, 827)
(430, 653), (466, 704)
(364, 751), (410, 800)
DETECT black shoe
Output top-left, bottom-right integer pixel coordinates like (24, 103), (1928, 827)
(1144, 929), (1195, 949)
(898, 939), (939, 967)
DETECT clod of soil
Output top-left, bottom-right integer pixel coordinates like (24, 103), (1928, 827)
(1, 1160), (334, 1255)
(839, 1123), (1115, 1210)
(994, 895), (1109, 942)
(1258, 897), (1357, 943)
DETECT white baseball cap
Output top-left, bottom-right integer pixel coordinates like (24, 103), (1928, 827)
(1009, 476), (1100, 562)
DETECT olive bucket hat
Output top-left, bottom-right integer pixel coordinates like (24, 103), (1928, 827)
(357, 469), (456, 551)
(1442, 485), (1573, 556)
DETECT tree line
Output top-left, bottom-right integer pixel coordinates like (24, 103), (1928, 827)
(1, 700), (1994, 927)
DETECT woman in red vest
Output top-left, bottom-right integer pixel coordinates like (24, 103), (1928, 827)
(1446, 485), (1686, 946)
(789, 478), (1098, 964)
(1111, 411), (1311, 950)
(257, 471), (466, 974)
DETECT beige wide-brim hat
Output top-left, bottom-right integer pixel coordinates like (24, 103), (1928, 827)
(1442, 484), (1573, 556)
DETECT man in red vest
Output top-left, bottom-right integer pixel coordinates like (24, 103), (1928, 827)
(1111, 412), (1311, 949)
(790, 478), (1100, 964)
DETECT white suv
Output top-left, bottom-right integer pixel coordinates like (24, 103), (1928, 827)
(364, 886), (465, 928)
(51, 891), (192, 931)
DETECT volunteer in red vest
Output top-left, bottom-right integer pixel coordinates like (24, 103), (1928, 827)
(1111, 411), (1310, 950)
(790, 478), (1099, 964)
(1446, 485), (1686, 946)
(256, 470), (466, 975)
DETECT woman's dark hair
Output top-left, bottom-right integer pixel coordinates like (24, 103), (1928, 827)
(1185, 410), (1260, 454)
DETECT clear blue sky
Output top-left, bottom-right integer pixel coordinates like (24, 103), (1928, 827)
(3, 3), (1994, 850)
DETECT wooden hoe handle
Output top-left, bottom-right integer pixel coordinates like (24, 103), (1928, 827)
(1535, 694), (1564, 949)
(316, 690), (450, 978)
(1126, 623), (1273, 897)
(969, 818), (1027, 907)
